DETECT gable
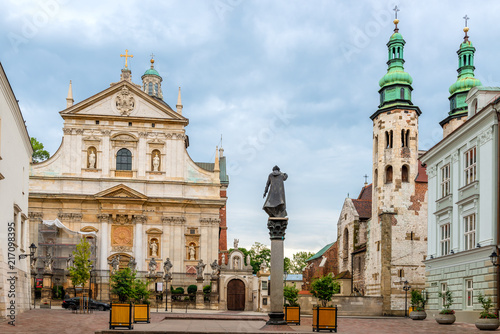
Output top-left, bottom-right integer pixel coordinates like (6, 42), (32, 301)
(60, 81), (188, 123)
(94, 184), (147, 200)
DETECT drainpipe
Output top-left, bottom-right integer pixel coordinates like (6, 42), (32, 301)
(351, 252), (354, 295)
(495, 108), (500, 315)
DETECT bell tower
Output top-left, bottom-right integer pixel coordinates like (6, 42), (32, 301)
(141, 54), (163, 99)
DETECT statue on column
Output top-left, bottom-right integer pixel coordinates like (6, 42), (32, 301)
(150, 239), (158, 257)
(128, 257), (137, 271)
(44, 252), (54, 272)
(246, 254), (251, 267)
(221, 253), (226, 266)
(233, 256), (240, 270)
(149, 257), (157, 276)
(109, 255), (121, 274)
(195, 259), (206, 280)
(210, 259), (220, 278)
(263, 165), (288, 217)
(233, 239), (239, 249)
(163, 258), (173, 279)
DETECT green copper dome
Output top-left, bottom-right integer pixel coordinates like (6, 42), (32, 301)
(379, 69), (413, 87)
(143, 68), (161, 77)
(449, 76), (481, 95)
(390, 32), (403, 41)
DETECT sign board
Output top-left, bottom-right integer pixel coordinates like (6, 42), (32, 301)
(36, 278), (43, 288)
(156, 282), (163, 292)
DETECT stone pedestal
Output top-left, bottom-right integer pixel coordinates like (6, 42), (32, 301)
(41, 273), (53, 308)
(266, 217), (288, 326)
(209, 278), (219, 309)
(196, 278), (205, 308)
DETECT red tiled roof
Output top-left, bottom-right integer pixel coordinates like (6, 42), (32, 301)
(352, 199), (372, 219)
(357, 184), (372, 200)
(415, 160), (428, 183)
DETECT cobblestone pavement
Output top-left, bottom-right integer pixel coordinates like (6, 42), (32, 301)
(0, 309), (485, 333)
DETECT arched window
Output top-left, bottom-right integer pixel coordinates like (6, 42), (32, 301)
(472, 99), (478, 114)
(385, 165), (393, 184)
(343, 228), (349, 259)
(151, 149), (161, 171)
(405, 130), (410, 147)
(87, 146), (97, 169)
(402, 165), (409, 183)
(389, 130), (393, 148)
(374, 136), (378, 156)
(148, 82), (153, 95)
(116, 148), (132, 170)
(385, 131), (390, 148)
(400, 88), (404, 100)
(374, 169), (378, 187)
(154, 84), (158, 97)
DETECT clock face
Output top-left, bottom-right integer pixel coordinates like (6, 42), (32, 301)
(112, 226), (133, 246)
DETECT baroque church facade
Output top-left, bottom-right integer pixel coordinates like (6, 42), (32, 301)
(28, 56), (229, 301)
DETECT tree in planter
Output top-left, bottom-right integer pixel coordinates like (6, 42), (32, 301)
(437, 288), (455, 315)
(110, 268), (137, 302)
(134, 278), (151, 305)
(310, 274), (340, 307)
(68, 238), (92, 295)
(477, 293), (498, 319)
(410, 290), (426, 311)
(284, 284), (300, 307)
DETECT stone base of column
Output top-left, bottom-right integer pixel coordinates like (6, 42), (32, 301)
(196, 279), (205, 308)
(266, 312), (287, 325)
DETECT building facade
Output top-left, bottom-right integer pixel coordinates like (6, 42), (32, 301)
(28, 58), (229, 303)
(421, 85), (499, 322)
(0, 62), (33, 319)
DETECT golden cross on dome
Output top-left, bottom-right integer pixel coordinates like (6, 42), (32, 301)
(393, 5), (400, 20)
(120, 49), (134, 68)
(463, 14), (470, 27)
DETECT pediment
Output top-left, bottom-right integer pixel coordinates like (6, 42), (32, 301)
(60, 80), (188, 123)
(95, 184), (147, 200)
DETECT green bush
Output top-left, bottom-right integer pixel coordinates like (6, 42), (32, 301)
(110, 268), (137, 302)
(134, 278), (151, 304)
(478, 293), (498, 319)
(310, 274), (340, 307)
(437, 288), (454, 315)
(172, 287), (184, 294)
(52, 285), (65, 299)
(187, 285), (197, 294)
(410, 290), (426, 311)
(203, 284), (211, 294)
(284, 284), (299, 307)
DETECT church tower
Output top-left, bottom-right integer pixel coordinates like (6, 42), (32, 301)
(365, 11), (427, 316)
(440, 17), (481, 137)
(141, 56), (163, 99)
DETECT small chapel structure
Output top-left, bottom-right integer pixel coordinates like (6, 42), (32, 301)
(28, 53), (229, 302)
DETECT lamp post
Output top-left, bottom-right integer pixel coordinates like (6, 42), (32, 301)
(19, 243), (37, 310)
(19, 243), (38, 260)
(403, 280), (411, 317)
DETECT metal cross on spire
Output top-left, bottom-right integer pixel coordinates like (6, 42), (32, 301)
(463, 14), (470, 27)
(364, 174), (369, 184)
(393, 5), (400, 19)
(120, 49), (134, 68)
(150, 53), (155, 60)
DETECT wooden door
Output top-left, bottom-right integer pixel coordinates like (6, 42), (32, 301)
(227, 279), (245, 310)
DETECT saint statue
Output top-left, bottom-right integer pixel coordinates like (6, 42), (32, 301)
(150, 240), (158, 257)
(233, 239), (239, 249)
(221, 253), (226, 265)
(88, 150), (96, 169)
(210, 259), (220, 277)
(149, 257), (157, 275)
(128, 257), (137, 271)
(189, 245), (196, 260)
(233, 256), (240, 269)
(263, 165), (288, 217)
(163, 258), (173, 279)
(66, 253), (73, 269)
(110, 255), (120, 273)
(44, 252), (54, 272)
(246, 254), (251, 267)
(195, 259), (206, 279)
(153, 153), (160, 171)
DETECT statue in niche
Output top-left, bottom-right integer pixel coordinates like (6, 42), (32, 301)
(152, 153), (160, 171)
(263, 165), (288, 217)
(246, 254), (251, 267)
(233, 256), (240, 269)
(149, 257), (157, 275)
(150, 239), (158, 257)
(233, 239), (239, 249)
(163, 258), (173, 279)
(88, 150), (96, 168)
(189, 244), (196, 260)
(221, 253), (226, 265)
(195, 259), (206, 279)
(210, 259), (220, 278)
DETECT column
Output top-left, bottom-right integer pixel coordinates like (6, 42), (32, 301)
(98, 214), (109, 271)
(266, 217), (288, 326)
(138, 132), (147, 177)
(134, 215), (146, 272)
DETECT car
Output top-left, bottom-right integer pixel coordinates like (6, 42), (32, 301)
(62, 297), (110, 311)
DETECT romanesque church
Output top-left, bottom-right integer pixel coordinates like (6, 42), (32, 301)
(28, 55), (229, 300)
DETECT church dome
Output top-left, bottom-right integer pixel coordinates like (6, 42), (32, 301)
(390, 32), (403, 41)
(141, 57), (163, 99)
(379, 69), (413, 88)
(449, 76), (482, 95)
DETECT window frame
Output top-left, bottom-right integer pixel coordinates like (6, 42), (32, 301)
(441, 164), (451, 198)
(464, 147), (477, 185)
(464, 213), (476, 251)
(440, 223), (450, 256)
(441, 282), (447, 308)
(465, 279), (473, 308)
(116, 148), (132, 171)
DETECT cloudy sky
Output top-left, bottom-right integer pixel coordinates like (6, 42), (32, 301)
(2, 0), (500, 257)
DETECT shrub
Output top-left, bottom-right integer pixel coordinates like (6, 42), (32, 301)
(310, 274), (340, 307)
(437, 288), (454, 315)
(172, 287), (184, 294)
(284, 284), (300, 307)
(478, 293), (498, 319)
(187, 285), (197, 294)
(203, 284), (212, 294)
(110, 268), (137, 302)
(134, 278), (151, 304)
(410, 290), (426, 311)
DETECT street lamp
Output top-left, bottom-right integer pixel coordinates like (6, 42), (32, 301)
(490, 249), (499, 266)
(19, 243), (37, 260)
(403, 280), (411, 317)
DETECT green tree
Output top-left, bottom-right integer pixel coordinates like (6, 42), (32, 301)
(310, 274), (340, 307)
(290, 251), (315, 274)
(68, 238), (92, 290)
(284, 257), (292, 274)
(284, 284), (300, 306)
(30, 137), (50, 162)
(110, 268), (137, 302)
(134, 278), (151, 304)
(249, 242), (271, 274)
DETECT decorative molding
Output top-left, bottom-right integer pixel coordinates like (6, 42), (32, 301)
(133, 215), (147, 224)
(81, 226), (99, 233)
(146, 228), (162, 234)
(162, 216), (186, 225)
(114, 214), (132, 225)
(112, 246), (132, 253)
(138, 132), (149, 138)
(427, 165), (437, 178)
(267, 218), (288, 240)
(115, 86), (135, 115)
(58, 213), (82, 221)
(29, 212), (43, 221)
(101, 130), (111, 136)
(97, 214), (110, 223)
(200, 218), (221, 225)
(75, 129), (84, 135)
(479, 127), (494, 146)
(63, 128), (73, 135)
(451, 152), (459, 163)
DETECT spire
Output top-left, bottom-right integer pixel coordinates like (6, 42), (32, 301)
(376, 8), (414, 112)
(176, 87), (183, 114)
(66, 80), (74, 108)
(445, 16), (481, 119)
(214, 146), (220, 172)
(141, 54), (163, 99)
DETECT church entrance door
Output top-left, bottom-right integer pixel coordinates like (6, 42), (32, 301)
(227, 279), (245, 311)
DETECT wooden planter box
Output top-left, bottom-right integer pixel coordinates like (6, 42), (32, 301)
(133, 304), (150, 323)
(284, 306), (300, 325)
(312, 306), (337, 332)
(109, 303), (134, 330)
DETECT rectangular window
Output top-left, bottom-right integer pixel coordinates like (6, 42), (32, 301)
(464, 214), (476, 251)
(262, 281), (268, 290)
(464, 147), (477, 185)
(441, 283), (447, 308)
(441, 164), (450, 197)
(466, 279), (473, 307)
(440, 223), (450, 256)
